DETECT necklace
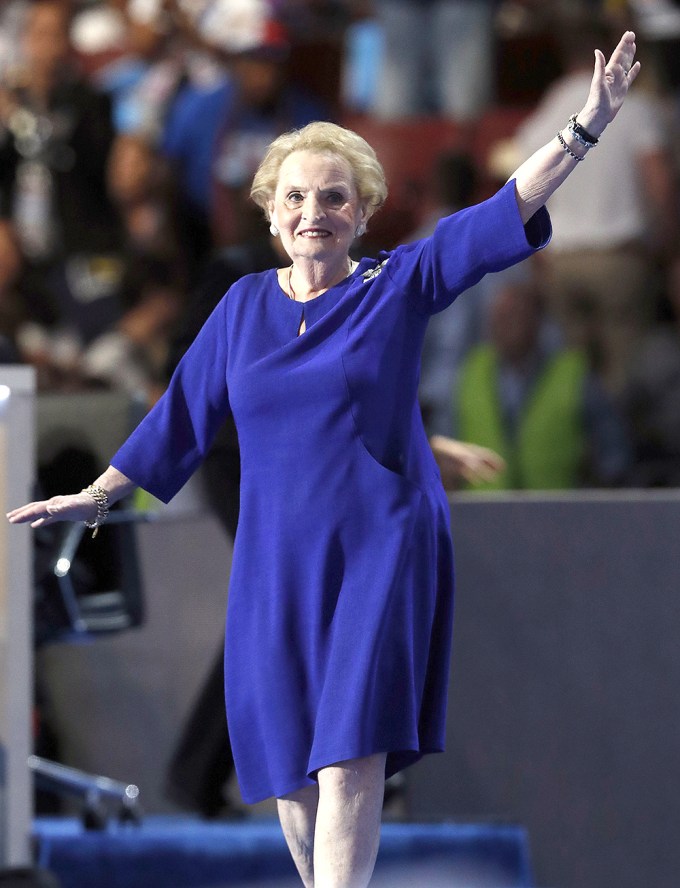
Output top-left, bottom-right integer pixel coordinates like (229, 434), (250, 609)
(287, 260), (356, 302)
(287, 263), (296, 300)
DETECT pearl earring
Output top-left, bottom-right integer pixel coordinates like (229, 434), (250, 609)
(355, 222), (366, 238)
(269, 222), (279, 237)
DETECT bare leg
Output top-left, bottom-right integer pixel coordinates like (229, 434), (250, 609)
(313, 753), (387, 888)
(277, 783), (319, 888)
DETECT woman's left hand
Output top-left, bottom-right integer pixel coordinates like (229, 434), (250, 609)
(579, 30), (641, 138)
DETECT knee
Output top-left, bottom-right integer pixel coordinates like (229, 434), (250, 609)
(317, 754), (387, 799)
(279, 783), (319, 805)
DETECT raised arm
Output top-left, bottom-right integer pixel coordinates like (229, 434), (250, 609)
(512, 31), (640, 224)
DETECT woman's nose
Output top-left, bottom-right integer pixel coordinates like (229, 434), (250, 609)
(302, 195), (323, 221)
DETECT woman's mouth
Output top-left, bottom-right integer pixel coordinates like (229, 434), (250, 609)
(298, 228), (331, 238)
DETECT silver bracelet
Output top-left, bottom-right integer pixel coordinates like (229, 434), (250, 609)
(568, 114), (599, 148)
(556, 130), (585, 162)
(82, 484), (110, 538)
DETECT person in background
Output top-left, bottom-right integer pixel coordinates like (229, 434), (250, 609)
(0, 0), (125, 388)
(454, 273), (632, 490)
(414, 150), (499, 436)
(371, 0), (498, 119)
(107, 131), (185, 267)
(161, 0), (328, 269)
(0, 219), (23, 363)
(0, 1), (29, 83)
(81, 257), (183, 406)
(622, 254), (680, 486)
(93, 0), (179, 138)
(0, 0), (121, 268)
(513, 14), (679, 395)
(87, 0), (230, 141)
(627, 0), (680, 96)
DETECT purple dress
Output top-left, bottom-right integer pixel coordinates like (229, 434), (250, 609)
(112, 181), (550, 803)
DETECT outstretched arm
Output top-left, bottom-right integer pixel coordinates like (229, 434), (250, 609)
(6, 465), (135, 530)
(512, 31), (640, 223)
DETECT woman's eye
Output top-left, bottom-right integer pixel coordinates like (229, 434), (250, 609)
(286, 192), (303, 203)
(327, 192), (344, 205)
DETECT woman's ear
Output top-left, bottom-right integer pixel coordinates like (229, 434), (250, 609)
(355, 206), (370, 238)
(269, 206), (280, 237)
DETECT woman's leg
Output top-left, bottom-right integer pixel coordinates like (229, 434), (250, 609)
(277, 783), (319, 888)
(313, 753), (387, 888)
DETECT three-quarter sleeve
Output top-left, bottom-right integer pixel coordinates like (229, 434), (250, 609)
(111, 293), (232, 503)
(387, 179), (551, 316)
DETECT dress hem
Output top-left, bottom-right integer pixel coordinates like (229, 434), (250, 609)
(239, 745), (445, 805)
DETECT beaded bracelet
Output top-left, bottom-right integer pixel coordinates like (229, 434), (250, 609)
(82, 484), (110, 538)
(568, 114), (599, 148)
(556, 130), (585, 162)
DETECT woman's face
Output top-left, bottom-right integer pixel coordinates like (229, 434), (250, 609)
(269, 150), (366, 266)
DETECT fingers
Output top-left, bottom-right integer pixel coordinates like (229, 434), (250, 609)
(458, 446), (506, 484)
(626, 59), (642, 87)
(460, 464), (492, 484)
(460, 463), (497, 485)
(6, 493), (94, 528)
(6, 501), (54, 527)
(607, 30), (637, 79)
(589, 48), (606, 96)
(611, 30), (636, 61)
(481, 450), (507, 474)
(461, 457), (502, 480)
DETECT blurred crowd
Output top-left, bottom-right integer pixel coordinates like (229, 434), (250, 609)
(1, 0), (680, 489)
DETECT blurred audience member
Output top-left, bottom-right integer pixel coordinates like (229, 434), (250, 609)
(93, 0), (178, 137)
(82, 258), (183, 405)
(69, 0), (127, 75)
(429, 435), (505, 490)
(89, 0), (227, 140)
(0, 0), (121, 263)
(107, 132), (184, 266)
(454, 276), (632, 490)
(513, 16), (679, 395)
(371, 0), (497, 119)
(628, 0), (680, 93)
(161, 0), (328, 267)
(0, 0), (125, 388)
(622, 255), (680, 487)
(0, 1), (29, 83)
(0, 335), (20, 363)
(415, 151), (498, 435)
(0, 219), (23, 363)
(341, 13), (382, 114)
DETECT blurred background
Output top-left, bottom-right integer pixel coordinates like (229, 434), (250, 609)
(2, 0), (680, 886)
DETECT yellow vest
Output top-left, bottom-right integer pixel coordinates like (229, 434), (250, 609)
(457, 345), (588, 490)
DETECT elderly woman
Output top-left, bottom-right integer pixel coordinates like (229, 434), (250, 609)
(8, 32), (639, 888)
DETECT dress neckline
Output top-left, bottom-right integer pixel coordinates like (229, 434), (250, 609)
(273, 263), (362, 306)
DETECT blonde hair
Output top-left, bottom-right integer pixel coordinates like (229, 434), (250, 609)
(251, 121), (388, 220)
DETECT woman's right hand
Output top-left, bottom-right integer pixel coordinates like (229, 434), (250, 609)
(8, 468), (134, 530)
(6, 492), (97, 530)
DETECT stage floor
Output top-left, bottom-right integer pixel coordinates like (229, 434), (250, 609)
(33, 816), (535, 888)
